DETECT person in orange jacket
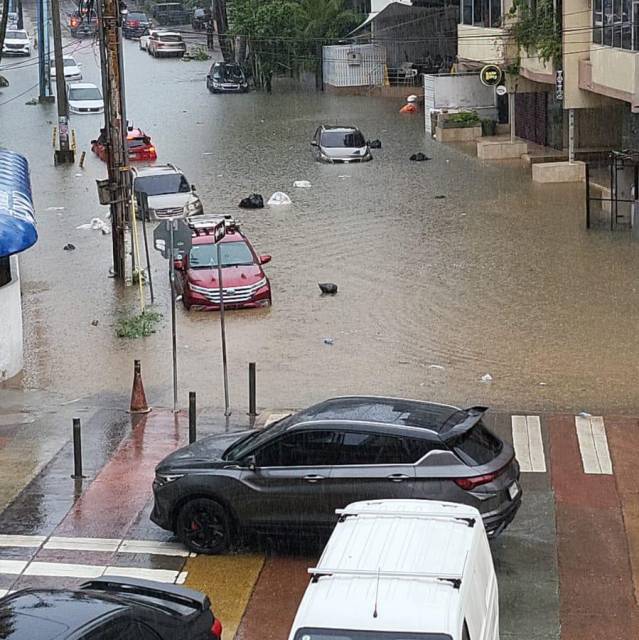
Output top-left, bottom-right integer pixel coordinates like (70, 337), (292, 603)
(399, 94), (418, 114)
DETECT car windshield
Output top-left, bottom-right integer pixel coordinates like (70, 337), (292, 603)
(128, 12), (147, 20)
(223, 421), (289, 461)
(6, 31), (27, 39)
(69, 87), (102, 101)
(320, 130), (365, 148)
(189, 241), (254, 269)
(134, 173), (189, 196)
(128, 137), (151, 149)
(63, 58), (76, 67)
(213, 64), (244, 81)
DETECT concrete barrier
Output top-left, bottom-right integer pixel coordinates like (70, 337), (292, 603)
(477, 140), (528, 160)
(532, 161), (586, 183)
(436, 125), (483, 142)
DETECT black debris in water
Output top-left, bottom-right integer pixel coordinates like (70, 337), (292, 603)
(319, 282), (338, 295)
(239, 193), (265, 209)
(369, 139), (382, 149)
(63, 243), (76, 251)
(410, 153), (430, 162)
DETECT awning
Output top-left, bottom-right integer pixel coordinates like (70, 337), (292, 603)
(348, 1), (421, 36)
(0, 149), (37, 257)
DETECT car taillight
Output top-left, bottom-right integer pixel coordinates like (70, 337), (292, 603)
(70, 17), (80, 27)
(454, 464), (507, 491)
(148, 146), (155, 153)
(211, 617), (223, 638)
(129, 20), (140, 26)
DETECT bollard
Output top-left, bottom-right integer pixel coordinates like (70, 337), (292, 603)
(79, 150), (86, 169)
(248, 362), (257, 417)
(72, 418), (84, 478)
(189, 391), (197, 444)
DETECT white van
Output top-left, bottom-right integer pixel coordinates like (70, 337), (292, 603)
(288, 499), (499, 640)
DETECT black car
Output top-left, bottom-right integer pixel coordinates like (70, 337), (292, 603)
(153, 2), (191, 26)
(69, 12), (97, 39)
(0, 577), (222, 639)
(151, 396), (522, 554)
(123, 12), (152, 38)
(206, 62), (249, 93)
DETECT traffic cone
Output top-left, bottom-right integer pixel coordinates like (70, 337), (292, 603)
(129, 360), (151, 414)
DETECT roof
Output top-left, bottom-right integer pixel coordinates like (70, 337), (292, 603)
(132, 163), (179, 177)
(293, 500), (481, 635)
(292, 396), (462, 434)
(321, 125), (359, 132)
(349, 2), (430, 36)
(68, 83), (99, 89)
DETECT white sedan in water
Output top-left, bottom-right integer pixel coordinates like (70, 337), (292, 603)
(139, 29), (159, 51)
(51, 55), (82, 81)
(66, 83), (104, 114)
(2, 29), (31, 56)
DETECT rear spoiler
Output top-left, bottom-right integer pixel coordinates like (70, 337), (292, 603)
(79, 576), (210, 613)
(440, 406), (488, 442)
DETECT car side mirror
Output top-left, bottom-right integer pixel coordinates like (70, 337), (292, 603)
(259, 254), (271, 265)
(244, 455), (257, 471)
(77, 62), (82, 67)
(191, 184), (197, 192)
(310, 141), (318, 147)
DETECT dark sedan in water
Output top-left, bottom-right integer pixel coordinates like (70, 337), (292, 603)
(151, 396), (522, 554)
(206, 62), (249, 93)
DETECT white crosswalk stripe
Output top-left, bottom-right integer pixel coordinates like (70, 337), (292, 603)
(511, 415), (546, 472)
(575, 415), (613, 474)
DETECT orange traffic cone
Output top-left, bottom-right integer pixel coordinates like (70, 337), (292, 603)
(129, 360), (151, 414)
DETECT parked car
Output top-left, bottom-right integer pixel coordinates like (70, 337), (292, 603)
(175, 217), (272, 311)
(2, 29), (30, 56)
(69, 12), (97, 38)
(132, 164), (203, 220)
(66, 83), (104, 114)
(311, 125), (372, 163)
(151, 397), (522, 553)
(139, 28), (159, 51)
(152, 2), (191, 26)
(92, 127), (157, 162)
(123, 11), (152, 38)
(206, 62), (249, 93)
(289, 499), (499, 640)
(148, 31), (186, 58)
(0, 576), (222, 640)
(50, 55), (82, 81)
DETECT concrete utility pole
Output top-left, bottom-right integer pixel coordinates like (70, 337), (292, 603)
(51, 0), (74, 164)
(96, 0), (130, 280)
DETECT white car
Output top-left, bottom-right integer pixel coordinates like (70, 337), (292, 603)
(147, 31), (186, 58)
(2, 29), (30, 56)
(50, 56), (82, 81)
(66, 83), (104, 114)
(139, 29), (158, 51)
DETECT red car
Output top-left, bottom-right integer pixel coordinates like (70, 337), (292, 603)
(91, 128), (157, 162)
(176, 218), (272, 311)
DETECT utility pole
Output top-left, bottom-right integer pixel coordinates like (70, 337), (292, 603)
(96, 0), (130, 280)
(37, 0), (53, 102)
(51, 0), (74, 164)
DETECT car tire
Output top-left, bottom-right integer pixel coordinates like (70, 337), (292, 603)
(177, 498), (230, 554)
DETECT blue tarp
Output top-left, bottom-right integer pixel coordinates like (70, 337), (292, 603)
(0, 149), (38, 258)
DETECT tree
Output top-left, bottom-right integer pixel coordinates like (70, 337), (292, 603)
(213, 0), (234, 63)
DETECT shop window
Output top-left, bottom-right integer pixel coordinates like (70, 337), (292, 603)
(460, 0), (502, 27)
(0, 256), (10, 288)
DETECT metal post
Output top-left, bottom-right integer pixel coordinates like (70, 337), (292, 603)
(248, 362), (256, 417)
(216, 241), (231, 416)
(50, 0), (74, 164)
(509, 91), (515, 144)
(139, 193), (154, 304)
(72, 418), (83, 478)
(169, 220), (178, 413)
(585, 163), (591, 229)
(568, 109), (575, 164)
(189, 391), (196, 444)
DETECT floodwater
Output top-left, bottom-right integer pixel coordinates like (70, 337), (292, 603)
(2, 33), (639, 415)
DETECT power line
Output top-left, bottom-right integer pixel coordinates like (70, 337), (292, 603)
(0, 80), (39, 105)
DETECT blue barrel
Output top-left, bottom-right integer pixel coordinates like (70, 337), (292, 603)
(0, 149), (38, 258)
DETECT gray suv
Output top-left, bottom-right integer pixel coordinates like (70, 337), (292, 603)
(151, 396), (521, 554)
(311, 125), (372, 163)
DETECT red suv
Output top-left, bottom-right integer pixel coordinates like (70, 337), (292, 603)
(176, 218), (272, 311)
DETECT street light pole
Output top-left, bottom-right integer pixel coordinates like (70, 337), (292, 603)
(50, 0), (74, 164)
(96, 0), (130, 280)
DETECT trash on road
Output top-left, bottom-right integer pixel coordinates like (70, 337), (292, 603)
(410, 153), (430, 162)
(75, 173), (83, 177)
(428, 364), (445, 370)
(76, 218), (111, 234)
(238, 193), (264, 209)
(369, 139), (382, 149)
(578, 411), (592, 417)
(481, 373), (493, 383)
(293, 180), (312, 188)
(338, 175), (351, 179)
(46, 206), (65, 211)
(25, 98), (38, 106)
(268, 192), (292, 205)
(323, 337), (334, 345)
(319, 282), (338, 295)
(434, 195), (446, 199)
(63, 243), (76, 251)
(91, 320), (99, 326)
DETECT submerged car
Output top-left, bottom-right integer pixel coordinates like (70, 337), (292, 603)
(92, 127), (157, 162)
(51, 55), (82, 81)
(69, 12), (97, 38)
(123, 11), (152, 38)
(311, 125), (372, 163)
(0, 577), (223, 639)
(2, 29), (30, 56)
(206, 62), (249, 93)
(175, 217), (272, 311)
(66, 83), (104, 114)
(132, 163), (203, 220)
(151, 397), (521, 553)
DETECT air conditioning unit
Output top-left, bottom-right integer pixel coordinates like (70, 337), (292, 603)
(346, 50), (361, 66)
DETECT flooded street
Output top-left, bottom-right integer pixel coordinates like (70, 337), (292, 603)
(2, 35), (639, 414)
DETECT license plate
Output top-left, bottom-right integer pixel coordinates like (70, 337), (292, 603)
(508, 482), (519, 500)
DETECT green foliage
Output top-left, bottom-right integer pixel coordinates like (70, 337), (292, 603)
(508, 0), (561, 66)
(447, 111), (480, 125)
(115, 309), (162, 338)
(187, 45), (210, 60)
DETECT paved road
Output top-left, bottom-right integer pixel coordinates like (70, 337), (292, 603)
(0, 406), (636, 639)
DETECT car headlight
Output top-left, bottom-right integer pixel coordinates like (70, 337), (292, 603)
(186, 200), (200, 213)
(155, 472), (184, 486)
(212, 81), (222, 88)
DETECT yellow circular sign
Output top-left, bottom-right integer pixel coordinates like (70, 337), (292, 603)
(480, 65), (503, 86)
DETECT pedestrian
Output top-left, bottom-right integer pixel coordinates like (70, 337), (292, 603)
(399, 94), (418, 114)
(206, 20), (214, 50)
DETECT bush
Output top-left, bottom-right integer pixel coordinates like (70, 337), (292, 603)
(446, 111), (480, 126)
(115, 309), (163, 338)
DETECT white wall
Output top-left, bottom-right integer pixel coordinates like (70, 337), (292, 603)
(0, 256), (24, 381)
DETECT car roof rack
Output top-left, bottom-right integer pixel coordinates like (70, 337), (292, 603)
(187, 214), (239, 234)
(307, 567), (463, 589)
(335, 507), (476, 528)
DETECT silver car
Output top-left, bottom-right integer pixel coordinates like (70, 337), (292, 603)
(311, 125), (372, 163)
(151, 396), (521, 554)
(132, 164), (203, 221)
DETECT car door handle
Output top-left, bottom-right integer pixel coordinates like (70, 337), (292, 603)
(387, 474), (410, 482)
(303, 475), (325, 483)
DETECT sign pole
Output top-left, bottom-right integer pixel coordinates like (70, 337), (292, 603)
(169, 220), (178, 413)
(216, 240), (231, 417)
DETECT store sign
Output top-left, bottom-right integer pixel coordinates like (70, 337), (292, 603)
(480, 65), (502, 86)
(495, 85), (508, 96)
(555, 69), (564, 101)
